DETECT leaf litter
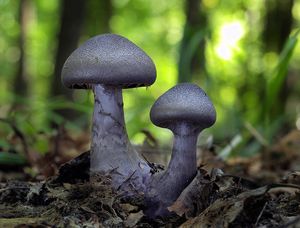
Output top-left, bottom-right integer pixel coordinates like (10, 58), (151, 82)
(0, 127), (300, 227)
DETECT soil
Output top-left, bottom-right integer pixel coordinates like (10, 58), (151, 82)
(1, 130), (300, 227)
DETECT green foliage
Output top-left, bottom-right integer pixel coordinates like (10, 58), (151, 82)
(264, 30), (300, 125)
(1, 0), (300, 163)
(0, 152), (26, 166)
(178, 29), (208, 82)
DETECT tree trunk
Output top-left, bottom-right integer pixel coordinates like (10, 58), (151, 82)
(50, 0), (86, 121)
(263, 0), (294, 53)
(13, 0), (30, 104)
(84, 0), (112, 36)
(178, 0), (207, 83)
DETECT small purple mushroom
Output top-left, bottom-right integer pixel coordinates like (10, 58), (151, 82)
(146, 83), (216, 217)
(61, 34), (156, 188)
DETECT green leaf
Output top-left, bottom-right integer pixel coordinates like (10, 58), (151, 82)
(33, 138), (49, 154)
(47, 99), (91, 113)
(264, 30), (300, 123)
(0, 152), (27, 166)
(0, 139), (11, 150)
(178, 29), (207, 82)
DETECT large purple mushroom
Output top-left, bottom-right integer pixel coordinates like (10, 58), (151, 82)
(61, 34), (156, 189)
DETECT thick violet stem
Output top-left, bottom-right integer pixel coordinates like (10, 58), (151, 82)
(90, 84), (150, 186)
(146, 123), (200, 217)
(164, 124), (198, 198)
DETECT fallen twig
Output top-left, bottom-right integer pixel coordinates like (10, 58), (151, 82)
(0, 118), (29, 156)
(255, 202), (267, 226)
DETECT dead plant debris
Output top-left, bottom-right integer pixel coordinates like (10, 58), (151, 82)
(1, 129), (300, 227)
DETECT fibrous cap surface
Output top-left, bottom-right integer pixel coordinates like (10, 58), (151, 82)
(150, 83), (216, 129)
(62, 34), (156, 89)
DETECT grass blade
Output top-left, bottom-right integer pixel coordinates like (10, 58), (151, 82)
(264, 30), (300, 123)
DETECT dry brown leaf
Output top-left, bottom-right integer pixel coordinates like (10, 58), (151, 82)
(168, 170), (216, 218)
(268, 187), (300, 195)
(119, 203), (139, 213)
(124, 211), (144, 227)
(283, 171), (300, 185)
(180, 186), (268, 228)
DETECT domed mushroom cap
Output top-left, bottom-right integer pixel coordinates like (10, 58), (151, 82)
(150, 83), (216, 130)
(62, 34), (156, 89)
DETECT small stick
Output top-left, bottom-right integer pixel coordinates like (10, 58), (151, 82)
(117, 170), (137, 191)
(267, 183), (300, 191)
(255, 202), (267, 226)
(0, 118), (29, 156)
(244, 122), (269, 147)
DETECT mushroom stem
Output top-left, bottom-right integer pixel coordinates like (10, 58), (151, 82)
(90, 84), (150, 186)
(148, 123), (199, 210)
(166, 123), (198, 192)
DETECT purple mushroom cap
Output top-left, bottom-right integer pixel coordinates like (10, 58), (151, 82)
(61, 34), (156, 89)
(150, 83), (216, 131)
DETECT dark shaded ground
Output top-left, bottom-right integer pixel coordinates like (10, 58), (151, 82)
(1, 129), (300, 227)
(1, 151), (300, 227)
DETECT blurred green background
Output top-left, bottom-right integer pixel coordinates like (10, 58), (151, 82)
(1, 0), (300, 165)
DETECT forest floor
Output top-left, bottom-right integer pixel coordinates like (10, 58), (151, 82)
(0, 128), (300, 227)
